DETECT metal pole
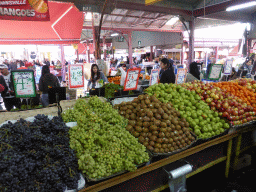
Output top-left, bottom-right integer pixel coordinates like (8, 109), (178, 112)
(87, 40), (90, 63)
(188, 17), (195, 69)
(103, 36), (107, 60)
(150, 46), (153, 61)
(225, 139), (233, 178)
(128, 31), (133, 67)
(60, 44), (65, 81)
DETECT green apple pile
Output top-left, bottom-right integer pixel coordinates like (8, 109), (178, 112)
(145, 84), (230, 139)
(62, 97), (149, 179)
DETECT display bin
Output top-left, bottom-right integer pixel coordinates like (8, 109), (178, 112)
(89, 88), (105, 97)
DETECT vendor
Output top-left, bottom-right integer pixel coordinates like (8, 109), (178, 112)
(159, 58), (175, 84)
(87, 64), (108, 91)
(39, 65), (60, 107)
(0, 64), (21, 111)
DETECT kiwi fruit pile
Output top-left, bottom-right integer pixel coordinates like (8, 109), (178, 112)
(115, 94), (196, 154)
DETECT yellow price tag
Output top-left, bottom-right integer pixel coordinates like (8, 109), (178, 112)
(145, 0), (162, 5)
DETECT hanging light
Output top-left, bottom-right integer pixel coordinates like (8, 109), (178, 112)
(226, 1), (256, 11)
(111, 33), (119, 37)
(165, 17), (179, 26)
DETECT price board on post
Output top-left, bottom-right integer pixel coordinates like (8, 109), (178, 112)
(150, 69), (160, 85)
(123, 68), (141, 91)
(224, 60), (233, 75)
(68, 64), (84, 89)
(208, 64), (223, 80)
(11, 70), (36, 98)
(175, 68), (187, 84)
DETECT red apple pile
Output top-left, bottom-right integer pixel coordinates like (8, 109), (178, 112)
(182, 81), (256, 126)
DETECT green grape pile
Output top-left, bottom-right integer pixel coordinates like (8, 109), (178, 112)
(62, 97), (149, 179)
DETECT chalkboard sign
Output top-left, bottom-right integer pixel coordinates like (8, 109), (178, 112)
(150, 69), (160, 85)
(123, 68), (141, 91)
(11, 70), (36, 98)
(68, 64), (84, 89)
(176, 68), (187, 84)
(208, 64), (223, 80)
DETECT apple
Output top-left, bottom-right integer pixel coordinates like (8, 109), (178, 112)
(222, 112), (229, 118)
(223, 102), (229, 109)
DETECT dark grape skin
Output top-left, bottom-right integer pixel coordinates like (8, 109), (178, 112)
(0, 114), (80, 192)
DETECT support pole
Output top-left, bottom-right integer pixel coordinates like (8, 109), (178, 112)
(103, 36), (107, 60)
(150, 46), (153, 61)
(188, 17), (195, 70)
(215, 47), (218, 63)
(60, 44), (65, 81)
(128, 31), (133, 67)
(87, 40), (90, 63)
(233, 134), (242, 172)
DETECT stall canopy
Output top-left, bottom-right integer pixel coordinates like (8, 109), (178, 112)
(0, 1), (84, 45)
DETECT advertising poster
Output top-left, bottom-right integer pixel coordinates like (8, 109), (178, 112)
(0, 0), (50, 21)
(11, 70), (36, 98)
(176, 68), (187, 84)
(150, 69), (159, 85)
(123, 68), (141, 91)
(68, 64), (84, 89)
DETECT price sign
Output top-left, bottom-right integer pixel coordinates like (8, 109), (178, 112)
(68, 64), (84, 89)
(208, 64), (223, 80)
(35, 66), (42, 84)
(11, 70), (36, 98)
(150, 69), (160, 85)
(224, 60), (232, 75)
(176, 68), (187, 84)
(123, 68), (141, 91)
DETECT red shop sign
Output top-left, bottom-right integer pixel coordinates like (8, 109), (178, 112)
(0, 0), (50, 21)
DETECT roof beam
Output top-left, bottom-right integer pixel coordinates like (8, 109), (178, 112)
(130, 12), (150, 27)
(145, 13), (160, 28)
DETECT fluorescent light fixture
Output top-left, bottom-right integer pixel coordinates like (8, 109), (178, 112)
(246, 23), (251, 31)
(226, 1), (256, 11)
(111, 33), (119, 37)
(166, 17), (179, 26)
(85, 12), (92, 20)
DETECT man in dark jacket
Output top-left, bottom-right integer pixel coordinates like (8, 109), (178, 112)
(159, 58), (175, 84)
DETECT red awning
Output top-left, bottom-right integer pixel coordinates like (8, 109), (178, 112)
(229, 44), (241, 56)
(0, 1), (83, 44)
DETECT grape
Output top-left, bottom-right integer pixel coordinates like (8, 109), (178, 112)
(62, 96), (149, 179)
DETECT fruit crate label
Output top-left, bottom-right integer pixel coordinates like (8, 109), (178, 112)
(68, 64), (84, 89)
(124, 68), (141, 91)
(176, 68), (187, 84)
(208, 64), (223, 80)
(150, 69), (160, 85)
(11, 70), (36, 98)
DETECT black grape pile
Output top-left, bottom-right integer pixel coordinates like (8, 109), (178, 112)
(0, 115), (80, 192)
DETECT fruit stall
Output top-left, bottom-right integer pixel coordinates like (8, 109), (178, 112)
(0, 79), (256, 192)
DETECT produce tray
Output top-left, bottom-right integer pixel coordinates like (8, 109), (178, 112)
(197, 129), (229, 144)
(147, 132), (197, 157)
(228, 120), (256, 134)
(83, 157), (152, 183)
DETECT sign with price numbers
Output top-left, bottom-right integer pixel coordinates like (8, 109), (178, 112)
(150, 69), (160, 85)
(224, 60), (232, 75)
(208, 64), (223, 80)
(123, 68), (141, 91)
(11, 70), (36, 98)
(175, 68), (187, 84)
(68, 64), (84, 89)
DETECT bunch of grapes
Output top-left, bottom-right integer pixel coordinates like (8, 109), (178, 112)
(0, 115), (80, 192)
(62, 97), (149, 180)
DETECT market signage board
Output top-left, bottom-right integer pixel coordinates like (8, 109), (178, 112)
(124, 68), (141, 91)
(0, 0), (50, 21)
(145, 0), (162, 5)
(150, 69), (159, 85)
(68, 64), (84, 89)
(11, 70), (36, 98)
(176, 68), (187, 84)
(224, 60), (232, 75)
(35, 65), (42, 84)
(208, 64), (223, 80)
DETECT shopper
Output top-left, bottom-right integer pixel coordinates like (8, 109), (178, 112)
(159, 58), (175, 84)
(0, 75), (8, 111)
(39, 65), (60, 107)
(0, 64), (21, 111)
(87, 64), (108, 90)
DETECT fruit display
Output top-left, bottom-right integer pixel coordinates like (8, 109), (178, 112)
(10, 104), (43, 111)
(115, 94), (196, 154)
(213, 81), (256, 110)
(145, 83), (229, 139)
(62, 97), (150, 180)
(103, 83), (123, 98)
(0, 115), (80, 192)
(108, 76), (121, 84)
(232, 78), (256, 93)
(182, 81), (256, 126)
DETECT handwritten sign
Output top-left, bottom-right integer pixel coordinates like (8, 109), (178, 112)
(11, 70), (36, 98)
(123, 68), (141, 91)
(176, 68), (187, 84)
(68, 64), (84, 89)
(209, 64), (223, 80)
(224, 60), (232, 75)
(150, 69), (159, 85)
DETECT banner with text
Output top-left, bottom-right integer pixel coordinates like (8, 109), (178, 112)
(0, 0), (50, 21)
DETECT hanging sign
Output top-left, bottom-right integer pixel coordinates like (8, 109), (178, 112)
(176, 68), (187, 84)
(208, 64), (223, 80)
(11, 70), (36, 98)
(123, 68), (141, 91)
(0, 0), (50, 21)
(68, 64), (84, 89)
(224, 60), (232, 75)
(150, 69), (160, 85)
